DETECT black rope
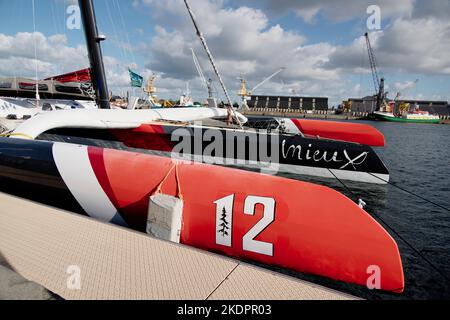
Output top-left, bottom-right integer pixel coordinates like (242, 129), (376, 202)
(327, 169), (450, 284)
(327, 169), (362, 201)
(367, 173), (450, 212)
(370, 210), (450, 283)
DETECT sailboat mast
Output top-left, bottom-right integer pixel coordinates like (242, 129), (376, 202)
(31, 0), (40, 107)
(183, 0), (242, 127)
(79, 0), (110, 109)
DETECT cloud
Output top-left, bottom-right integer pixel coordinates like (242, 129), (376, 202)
(326, 17), (450, 75)
(257, 0), (414, 23)
(74, 1), (450, 103)
(137, 0), (341, 103)
(394, 80), (418, 92)
(0, 32), (135, 93)
(0, 32), (88, 75)
(2, 0), (449, 106)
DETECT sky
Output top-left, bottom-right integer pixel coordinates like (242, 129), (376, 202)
(0, 0), (449, 106)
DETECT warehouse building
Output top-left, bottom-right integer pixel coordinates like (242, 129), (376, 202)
(248, 95), (329, 110)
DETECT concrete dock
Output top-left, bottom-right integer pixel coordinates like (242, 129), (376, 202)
(0, 192), (355, 300)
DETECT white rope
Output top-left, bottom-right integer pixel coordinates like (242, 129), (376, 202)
(114, 0), (136, 65)
(63, 0), (67, 44)
(50, 0), (62, 75)
(104, 0), (128, 62)
(31, 0), (40, 104)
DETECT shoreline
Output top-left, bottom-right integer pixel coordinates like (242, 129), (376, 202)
(241, 109), (450, 124)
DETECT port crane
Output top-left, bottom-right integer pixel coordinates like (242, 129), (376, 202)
(237, 67), (285, 110)
(143, 75), (164, 108)
(364, 32), (385, 112)
(191, 48), (214, 102)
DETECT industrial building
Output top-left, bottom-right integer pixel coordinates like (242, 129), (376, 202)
(247, 95), (329, 110)
(347, 96), (450, 116)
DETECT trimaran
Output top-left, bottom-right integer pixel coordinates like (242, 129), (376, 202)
(3, 1), (390, 184)
(0, 0), (403, 292)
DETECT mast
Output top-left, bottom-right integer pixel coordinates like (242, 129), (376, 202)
(31, 0), (40, 108)
(183, 0), (242, 127)
(79, 0), (110, 109)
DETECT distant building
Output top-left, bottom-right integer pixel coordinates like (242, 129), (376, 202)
(347, 96), (377, 113)
(248, 95), (328, 110)
(347, 96), (450, 116)
(400, 100), (450, 116)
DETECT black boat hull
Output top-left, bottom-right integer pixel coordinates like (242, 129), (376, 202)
(38, 123), (389, 184)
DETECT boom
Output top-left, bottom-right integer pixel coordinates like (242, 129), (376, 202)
(251, 68), (285, 93)
(365, 32), (380, 93)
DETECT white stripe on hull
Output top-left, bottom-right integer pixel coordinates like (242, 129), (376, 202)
(52, 142), (127, 226)
(152, 151), (389, 184)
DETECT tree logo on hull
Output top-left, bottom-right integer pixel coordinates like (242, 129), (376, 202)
(218, 207), (230, 237)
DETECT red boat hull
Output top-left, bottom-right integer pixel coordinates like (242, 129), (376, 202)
(0, 138), (402, 292)
(291, 119), (385, 147)
(89, 146), (402, 292)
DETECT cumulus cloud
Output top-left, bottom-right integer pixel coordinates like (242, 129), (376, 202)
(2, 0), (449, 105)
(0, 32), (136, 93)
(135, 0), (343, 104)
(326, 17), (450, 75)
(131, 0), (450, 104)
(394, 80), (419, 92)
(0, 32), (88, 76)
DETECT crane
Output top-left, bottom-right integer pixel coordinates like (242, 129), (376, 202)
(237, 67), (285, 110)
(191, 48), (213, 99)
(364, 32), (385, 112)
(143, 74), (160, 107)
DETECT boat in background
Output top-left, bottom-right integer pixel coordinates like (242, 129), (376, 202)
(372, 111), (440, 124)
(0, 68), (98, 129)
(246, 117), (385, 147)
(363, 33), (441, 125)
(373, 101), (440, 124)
(0, 69), (95, 101)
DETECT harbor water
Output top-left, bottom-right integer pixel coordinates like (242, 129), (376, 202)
(271, 120), (450, 300)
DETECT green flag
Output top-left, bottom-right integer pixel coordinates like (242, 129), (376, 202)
(128, 68), (143, 88)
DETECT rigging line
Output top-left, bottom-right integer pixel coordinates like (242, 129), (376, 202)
(326, 168), (450, 284)
(104, 0), (128, 63)
(50, 1), (61, 75)
(371, 208), (450, 284)
(50, 1), (58, 35)
(31, 0), (40, 103)
(326, 168), (360, 199)
(367, 150), (449, 212)
(63, 0), (66, 41)
(367, 172), (450, 213)
(114, 0), (136, 65)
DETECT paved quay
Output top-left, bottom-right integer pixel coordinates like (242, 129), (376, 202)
(0, 192), (356, 300)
